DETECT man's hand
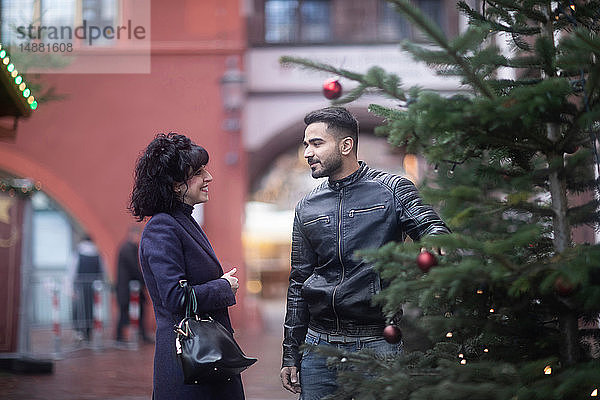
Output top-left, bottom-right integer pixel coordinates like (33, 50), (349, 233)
(280, 366), (301, 393)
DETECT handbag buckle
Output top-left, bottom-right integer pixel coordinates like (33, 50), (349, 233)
(174, 319), (190, 337)
(175, 336), (182, 354)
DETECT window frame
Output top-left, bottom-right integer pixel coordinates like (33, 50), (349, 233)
(263, 0), (332, 45)
(253, 0), (454, 47)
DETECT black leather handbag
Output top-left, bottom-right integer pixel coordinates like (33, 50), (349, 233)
(174, 280), (257, 384)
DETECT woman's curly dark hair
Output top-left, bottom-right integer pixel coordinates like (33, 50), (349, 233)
(129, 132), (209, 221)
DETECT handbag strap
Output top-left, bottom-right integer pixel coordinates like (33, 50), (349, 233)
(179, 280), (198, 319)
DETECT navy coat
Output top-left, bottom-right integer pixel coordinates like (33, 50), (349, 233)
(139, 202), (245, 399)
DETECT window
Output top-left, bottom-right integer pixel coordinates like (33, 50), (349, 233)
(81, 0), (118, 46)
(378, 0), (446, 42)
(265, 0), (330, 44)
(0, 0), (118, 46)
(378, 0), (410, 41)
(42, 0), (77, 38)
(1, 0), (35, 45)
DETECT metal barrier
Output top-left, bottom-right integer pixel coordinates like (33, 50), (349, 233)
(26, 275), (112, 357)
(92, 280), (104, 350)
(128, 280), (141, 349)
(51, 285), (61, 359)
(24, 275), (148, 357)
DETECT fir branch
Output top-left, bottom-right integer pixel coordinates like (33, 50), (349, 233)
(390, 0), (496, 99)
(457, 1), (541, 36)
(567, 199), (600, 228)
(279, 56), (407, 102)
(489, 0), (548, 24)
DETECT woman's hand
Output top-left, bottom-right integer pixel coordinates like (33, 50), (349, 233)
(221, 267), (239, 295)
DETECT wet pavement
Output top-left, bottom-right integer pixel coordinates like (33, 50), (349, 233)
(0, 300), (297, 400)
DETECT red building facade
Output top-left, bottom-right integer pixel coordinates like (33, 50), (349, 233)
(0, 0), (249, 353)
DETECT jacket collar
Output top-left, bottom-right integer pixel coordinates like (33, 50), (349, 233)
(328, 161), (368, 191)
(171, 202), (221, 268)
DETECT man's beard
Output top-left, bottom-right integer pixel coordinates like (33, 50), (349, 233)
(310, 151), (343, 179)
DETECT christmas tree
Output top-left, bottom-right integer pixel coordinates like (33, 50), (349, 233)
(281, 0), (600, 398)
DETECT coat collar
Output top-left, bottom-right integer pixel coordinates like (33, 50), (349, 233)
(328, 161), (368, 191)
(171, 203), (221, 268)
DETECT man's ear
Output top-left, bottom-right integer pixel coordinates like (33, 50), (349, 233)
(340, 137), (354, 156)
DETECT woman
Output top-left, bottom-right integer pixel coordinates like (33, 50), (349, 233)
(130, 132), (244, 399)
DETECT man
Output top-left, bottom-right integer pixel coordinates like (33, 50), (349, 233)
(115, 225), (150, 344)
(70, 235), (105, 342)
(280, 107), (449, 399)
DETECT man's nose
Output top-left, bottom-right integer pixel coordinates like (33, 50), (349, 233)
(304, 147), (313, 158)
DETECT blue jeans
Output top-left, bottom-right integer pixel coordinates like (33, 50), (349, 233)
(299, 330), (403, 400)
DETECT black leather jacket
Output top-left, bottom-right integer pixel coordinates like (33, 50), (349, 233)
(282, 162), (449, 368)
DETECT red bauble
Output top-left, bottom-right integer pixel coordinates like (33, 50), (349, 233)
(417, 251), (438, 272)
(383, 325), (402, 344)
(554, 276), (575, 296)
(322, 78), (342, 100)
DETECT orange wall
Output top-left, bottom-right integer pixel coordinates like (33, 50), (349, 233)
(0, 0), (248, 322)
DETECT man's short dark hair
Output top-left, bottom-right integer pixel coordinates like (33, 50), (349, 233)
(304, 107), (359, 153)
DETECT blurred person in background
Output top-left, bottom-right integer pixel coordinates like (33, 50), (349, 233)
(130, 132), (245, 400)
(67, 235), (105, 342)
(115, 224), (151, 344)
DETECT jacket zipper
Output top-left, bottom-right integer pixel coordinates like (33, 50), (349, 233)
(303, 216), (330, 226)
(332, 190), (344, 333)
(348, 205), (385, 217)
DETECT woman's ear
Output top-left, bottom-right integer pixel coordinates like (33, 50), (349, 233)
(173, 182), (183, 196)
(340, 137), (354, 156)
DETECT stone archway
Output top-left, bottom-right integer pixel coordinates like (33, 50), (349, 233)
(0, 149), (118, 356)
(0, 148), (114, 266)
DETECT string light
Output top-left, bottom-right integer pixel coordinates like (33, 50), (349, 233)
(460, 359), (467, 365)
(591, 389), (597, 397)
(446, 332), (453, 338)
(489, 308), (495, 313)
(0, 47), (38, 113)
(458, 353), (464, 358)
(476, 289), (484, 294)
(544, 366), (552, 375)
(483, 348), (489, 353)
(0, 179), (41, 196)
